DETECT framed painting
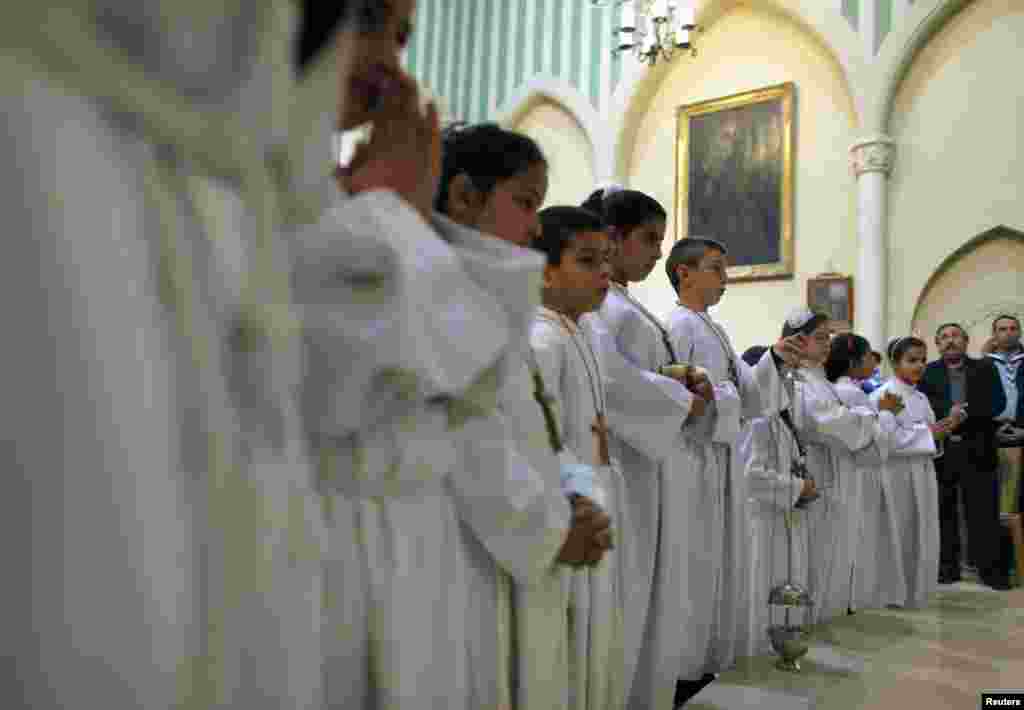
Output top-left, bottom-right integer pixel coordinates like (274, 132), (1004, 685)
(807, 273), (854, 331)
(675, 82), (795, 282)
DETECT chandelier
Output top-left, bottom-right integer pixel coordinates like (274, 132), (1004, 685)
(591, 1), (700, 66)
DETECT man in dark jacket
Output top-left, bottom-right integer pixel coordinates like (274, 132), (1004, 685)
(983, 315), (1024, 515)
(918, 323), (1008, 589)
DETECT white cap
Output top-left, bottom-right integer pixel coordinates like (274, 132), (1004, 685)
(785, 307), (816, 331)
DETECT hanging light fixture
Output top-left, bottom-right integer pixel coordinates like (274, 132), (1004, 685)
(591, 0), (700, 66)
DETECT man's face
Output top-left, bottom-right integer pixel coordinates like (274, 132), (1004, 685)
(936, 325), (967, 361)
(994, 317), (1022, 351)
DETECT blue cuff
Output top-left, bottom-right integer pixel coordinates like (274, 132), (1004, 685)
(560, 461), (596, 499)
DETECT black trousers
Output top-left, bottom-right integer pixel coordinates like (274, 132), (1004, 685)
(935, 443), (1004, 582)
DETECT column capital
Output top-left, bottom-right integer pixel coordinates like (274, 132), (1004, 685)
(850, 135), (896, 177)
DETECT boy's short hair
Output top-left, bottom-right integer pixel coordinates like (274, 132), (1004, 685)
(534, 206), (605, 266)
(665, 237), (727, 292)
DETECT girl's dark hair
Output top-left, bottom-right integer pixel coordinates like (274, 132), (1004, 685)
(534, 207), (604, 267)
(825, 333), (871, 382)
(581, 188), (666, 234)
(887, 336), (927, 365)
(296, 1), (351, 74)
(435, 122), (547, 214)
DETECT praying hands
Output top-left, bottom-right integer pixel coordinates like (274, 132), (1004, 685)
(558, 496), (614, 568)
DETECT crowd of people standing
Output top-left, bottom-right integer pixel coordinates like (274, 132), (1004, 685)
(4, 1), (1021, 708)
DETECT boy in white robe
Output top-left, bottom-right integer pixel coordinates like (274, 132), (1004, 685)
(662, 238), (805, 686)
(531, 207), (629, 710)
(871, 337), (946, 609)
(737, 415), (816, 658)
(1, 3), (331, 707)
(436, 214), (612, 710)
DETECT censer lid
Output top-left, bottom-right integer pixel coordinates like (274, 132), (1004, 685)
(768, 582), (813, 607)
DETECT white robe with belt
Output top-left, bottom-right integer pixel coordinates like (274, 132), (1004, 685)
(665, 305), (788, 679)
(1, 4), (326, 707)
(790, 367), (897, 623)
(532, 309), (629, 710)
(591, 287), (694, 710)
(834, 376), (901, 610)
(496, 350), (576, 710)
(294, 197), (569, 709)
(870, 379), (940, 609)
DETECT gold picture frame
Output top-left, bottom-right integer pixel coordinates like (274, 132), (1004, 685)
(675, 82), (795, 282)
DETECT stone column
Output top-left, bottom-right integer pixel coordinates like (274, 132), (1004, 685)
(850, 135), (896, 354)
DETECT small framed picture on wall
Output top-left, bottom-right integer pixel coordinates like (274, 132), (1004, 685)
(807, 273), (853, 331)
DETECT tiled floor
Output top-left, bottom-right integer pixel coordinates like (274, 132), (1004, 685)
(687, 582), (1024, 709)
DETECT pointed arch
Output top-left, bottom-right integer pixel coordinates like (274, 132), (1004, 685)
(911, 225), (1024, 329)
(495, 76), (614, 181)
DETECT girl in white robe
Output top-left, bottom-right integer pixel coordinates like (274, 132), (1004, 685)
(827, 334), (902, 611)
(531, 207), (629, 710)
(296, 173), (563, 710)
(436, 124), (616, 710)
(293, 10), (572, 708)
(871, 337), (943, 609)
(1, 3), (330, 707)
(580, 187), (700, 710)
(300, 29), (595, 707)
(775, 312), (904, 624)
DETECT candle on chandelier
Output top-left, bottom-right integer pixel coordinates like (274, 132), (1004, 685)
(620, 1), (636, 31)
(635, 9), (650, 39)
(677, 3), (696, 29)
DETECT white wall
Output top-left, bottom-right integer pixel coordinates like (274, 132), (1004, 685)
(512, 99), (597, 208)
(888, 0), (1024, 342)
(912, 231), (1024, 359)
(623, 6), (858, 353)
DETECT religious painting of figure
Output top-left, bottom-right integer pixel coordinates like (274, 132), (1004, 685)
(807, 274), (854, 331)
(676, 82), (795, 281)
